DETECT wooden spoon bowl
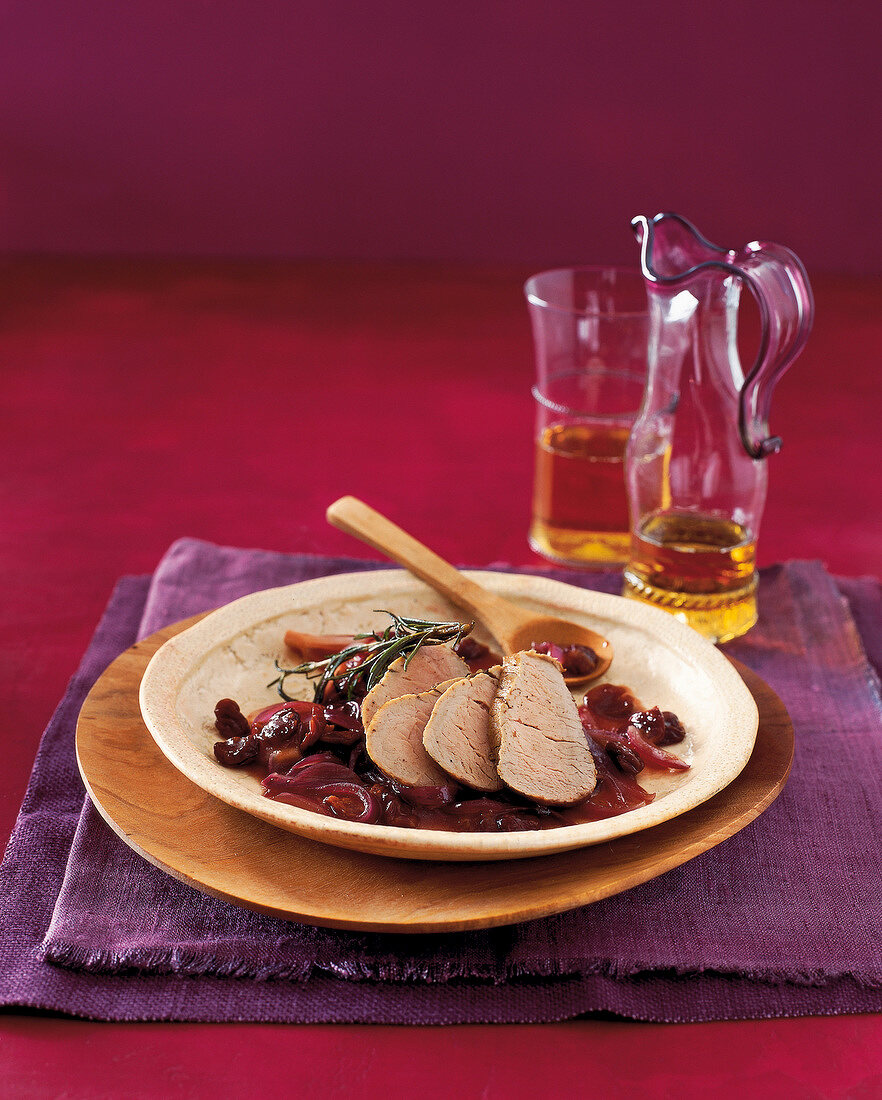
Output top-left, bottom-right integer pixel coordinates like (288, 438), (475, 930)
(326, 497), (612, 686)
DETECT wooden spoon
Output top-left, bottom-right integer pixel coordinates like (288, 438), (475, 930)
(326, 496), (612, 686)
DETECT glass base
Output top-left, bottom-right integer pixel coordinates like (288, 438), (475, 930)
(621, 570), (758, 644)
(529, 520), (630, 569)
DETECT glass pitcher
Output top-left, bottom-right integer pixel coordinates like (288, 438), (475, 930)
(623, 213), (814, 642)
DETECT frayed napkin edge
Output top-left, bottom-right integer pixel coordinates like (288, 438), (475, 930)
(39, 938), (882, 991)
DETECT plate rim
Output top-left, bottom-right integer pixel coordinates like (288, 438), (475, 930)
(138, 569), (760, 861)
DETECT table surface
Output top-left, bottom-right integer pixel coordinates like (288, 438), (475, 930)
(3, 257), (881, 1098)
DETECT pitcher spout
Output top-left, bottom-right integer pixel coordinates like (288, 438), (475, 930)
(631, 212), (736, 285)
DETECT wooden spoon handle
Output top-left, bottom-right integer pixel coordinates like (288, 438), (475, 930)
(326, 497), (523, 640)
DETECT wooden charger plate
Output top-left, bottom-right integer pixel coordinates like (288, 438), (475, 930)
(76, 616), (793, 933)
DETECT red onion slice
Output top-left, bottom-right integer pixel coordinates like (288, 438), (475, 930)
(390, 778), (459, 808)
(262, 776), (381, 823)
(322, 701), (364, 732)
(624, 723), (690, 772)
(264, 760), (362, 788)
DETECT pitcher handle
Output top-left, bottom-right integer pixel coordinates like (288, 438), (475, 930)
(736, 241), (814, 459)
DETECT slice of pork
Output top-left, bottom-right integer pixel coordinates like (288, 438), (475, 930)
(422, 667), (504, 793)
(490, 650), (596, 806)
(365, 679), (462, 787)
(360, 645), (470, 729)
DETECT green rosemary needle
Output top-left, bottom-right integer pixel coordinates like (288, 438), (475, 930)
(268, 611), (474, 703)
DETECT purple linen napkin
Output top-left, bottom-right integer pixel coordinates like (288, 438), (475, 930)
(1, 539), (881, 1023)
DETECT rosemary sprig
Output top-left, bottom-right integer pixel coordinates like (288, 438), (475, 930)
(268, 611), (474, 702)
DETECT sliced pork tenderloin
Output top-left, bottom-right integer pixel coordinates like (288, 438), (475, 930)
(490, 650), (596, 806)
(365, 678), (463, 787)
(360, 645), (469, 729)
(422, 666), (504, 792)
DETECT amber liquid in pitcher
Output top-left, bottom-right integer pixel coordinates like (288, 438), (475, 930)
(530, 422), (631, 566)
(622, 512), (757, 643)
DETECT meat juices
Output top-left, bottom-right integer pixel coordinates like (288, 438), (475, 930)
(360, 645), (470, 729)
(422, 667), (504, 793)
(365, 678), (462, 787)
(490, 650), (597, 805)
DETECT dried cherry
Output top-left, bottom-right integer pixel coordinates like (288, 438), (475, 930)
(213, 735), (258, 767)
(213, 698), (250, 739)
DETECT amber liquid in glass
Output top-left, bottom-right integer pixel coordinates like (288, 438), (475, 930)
(622, 512), (757, 642)
(530, 422), (631, 566)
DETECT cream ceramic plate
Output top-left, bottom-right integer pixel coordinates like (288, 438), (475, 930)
(139, 570), (759, 861)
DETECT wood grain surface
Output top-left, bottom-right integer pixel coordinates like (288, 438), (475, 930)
(76, 615), (794, 933)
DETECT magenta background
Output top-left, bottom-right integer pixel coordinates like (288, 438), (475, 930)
(1, 0), (879, 272)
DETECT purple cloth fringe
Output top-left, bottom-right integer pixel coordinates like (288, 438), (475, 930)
(1, 539), (881, 1023)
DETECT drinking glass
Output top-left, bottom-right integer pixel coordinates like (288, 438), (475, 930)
(524, 267), (649, 568)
